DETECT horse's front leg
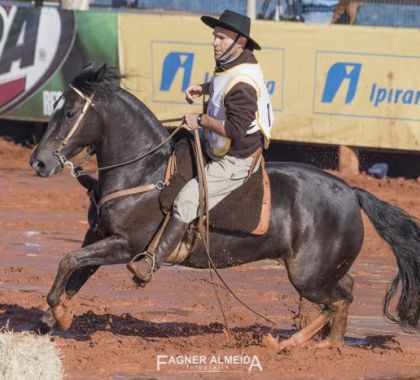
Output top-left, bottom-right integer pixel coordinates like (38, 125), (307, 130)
(47, 235), (132, 330)
(33, 265), (100, 334)
(64, 226), (103, 298)
(32, 228), (102, 334)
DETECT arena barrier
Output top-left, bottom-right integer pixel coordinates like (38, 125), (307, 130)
(0, 6), (419, 151)
(0, 6), (118, 122)
(119, 13), (420, 151)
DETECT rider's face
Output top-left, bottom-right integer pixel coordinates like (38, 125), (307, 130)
(212, 27), (241, 62)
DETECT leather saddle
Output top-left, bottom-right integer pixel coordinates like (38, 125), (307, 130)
(159, 132), (271, 237)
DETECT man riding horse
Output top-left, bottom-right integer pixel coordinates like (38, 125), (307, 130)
(30, 34), (420, 346)
(127, 10), (274, 285)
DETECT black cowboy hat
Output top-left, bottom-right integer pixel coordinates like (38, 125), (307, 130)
(201, 10), (261, 51)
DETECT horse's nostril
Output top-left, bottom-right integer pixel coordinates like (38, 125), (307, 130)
(33, 160), (46, 171)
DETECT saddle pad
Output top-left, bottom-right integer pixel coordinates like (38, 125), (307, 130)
(159, 133), (270, 235)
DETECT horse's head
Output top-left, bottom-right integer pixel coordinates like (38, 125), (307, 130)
(30, 63), (119, 177)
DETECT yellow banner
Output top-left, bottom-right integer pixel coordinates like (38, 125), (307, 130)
(119, 14), (420, 151)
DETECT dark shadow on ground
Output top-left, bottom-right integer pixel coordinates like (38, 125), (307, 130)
(0, 303), (44, 331)
(345, 334), (402, 352)
(0, 303), (403, 352)
(0, 303), (292, 343)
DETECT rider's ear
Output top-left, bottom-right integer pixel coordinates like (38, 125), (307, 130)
(95, 64), (107, 82)
(238, 35), (247, 49)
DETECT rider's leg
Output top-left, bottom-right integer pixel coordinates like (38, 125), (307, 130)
(127, 215), (188, 283)
(127, 155), (255, 284)
(175, 154), (257, 222)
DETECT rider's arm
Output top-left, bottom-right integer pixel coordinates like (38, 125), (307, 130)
(200, 82), (211, 95)
(200, 114), (227, 137)
(223, 82), (258, 141)
(185, 82), (211, 104)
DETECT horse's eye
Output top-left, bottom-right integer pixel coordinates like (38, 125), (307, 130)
(66, 111), (76, 118)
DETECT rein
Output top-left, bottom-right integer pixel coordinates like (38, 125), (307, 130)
(75, 121), (184, 178)
(191, 130), (279, 329)
(54, 85), (184, 179)
(93, 120), (184, 209)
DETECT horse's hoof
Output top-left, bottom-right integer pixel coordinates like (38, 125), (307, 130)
(51, 296), (73, 331)
(277, 336), (301, 352)
(312, 337), (343, 349)
(29, 321), (53, 335)
(52, 304), (73, 331)
(261, 334), (281, 349)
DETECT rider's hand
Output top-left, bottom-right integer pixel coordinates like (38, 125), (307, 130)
(183, 113), (200, 130)
(185, 85), (203, 104)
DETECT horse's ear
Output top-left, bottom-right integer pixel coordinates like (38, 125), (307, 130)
(95, 63), (107, 82)
(82, 61), (96, 72)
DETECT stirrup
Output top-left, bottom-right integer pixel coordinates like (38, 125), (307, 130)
(127, 251), (156, 287)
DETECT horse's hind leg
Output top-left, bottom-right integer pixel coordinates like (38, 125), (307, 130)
(46, 235), (131, 330)
(277, 271), (355, 351)
(323, 274), (354, 345)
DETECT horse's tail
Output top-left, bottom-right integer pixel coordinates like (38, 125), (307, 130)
(354, 187), (420, 331)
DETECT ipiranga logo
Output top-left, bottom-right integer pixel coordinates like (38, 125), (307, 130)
(314, 52), (420, 121)
(159, 52), (194, 92)
(321, 63), (361, 104)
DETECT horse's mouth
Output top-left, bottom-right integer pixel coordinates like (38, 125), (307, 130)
(31, 159), (64, 177)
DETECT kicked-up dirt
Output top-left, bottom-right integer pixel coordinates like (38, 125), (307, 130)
(0, 138), (420, 379)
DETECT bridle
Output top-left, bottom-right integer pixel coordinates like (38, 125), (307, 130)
(51, 84), (183, 208)
(53, 85), (95, 177)
(52, 85), (183, 179)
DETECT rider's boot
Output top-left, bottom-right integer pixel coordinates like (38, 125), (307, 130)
(127, 216), (188, 286)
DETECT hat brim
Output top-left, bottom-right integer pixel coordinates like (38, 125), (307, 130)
(201, 15), (261, 50)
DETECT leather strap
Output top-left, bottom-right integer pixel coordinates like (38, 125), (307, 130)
(147, 213), (171, 255)
(251, 159), (271, 235)
(97, 146), (177, 209)
(57, 86), (94, 151)
(246, 147), (263, 180)
(163, 152), (177, 184)
(98, 183), (160, 208)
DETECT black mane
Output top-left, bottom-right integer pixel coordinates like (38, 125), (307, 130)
(70, 62), (126, 98)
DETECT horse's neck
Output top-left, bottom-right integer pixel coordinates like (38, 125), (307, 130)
(95, 91), (171, 194)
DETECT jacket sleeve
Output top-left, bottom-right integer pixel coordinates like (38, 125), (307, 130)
(223, 82), (258, 141)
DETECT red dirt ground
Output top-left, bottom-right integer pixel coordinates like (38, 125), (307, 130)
(0, 138), (419, 379)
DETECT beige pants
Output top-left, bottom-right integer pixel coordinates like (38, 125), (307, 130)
(173, 154), (255, 223)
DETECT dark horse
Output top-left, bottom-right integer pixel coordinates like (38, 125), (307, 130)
(30, 64), (420, 349)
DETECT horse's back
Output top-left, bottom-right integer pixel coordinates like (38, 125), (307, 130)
(266, 161), (363, 240)
(266, 161), (358, 208)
